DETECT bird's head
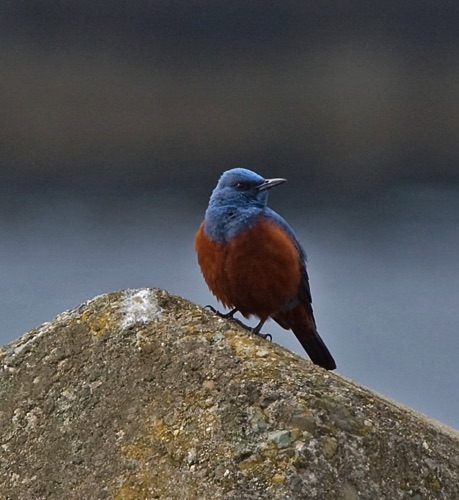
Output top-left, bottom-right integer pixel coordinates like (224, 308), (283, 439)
(208, 168), (287, 209)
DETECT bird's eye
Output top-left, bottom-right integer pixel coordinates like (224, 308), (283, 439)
(235, 182), (249, 190)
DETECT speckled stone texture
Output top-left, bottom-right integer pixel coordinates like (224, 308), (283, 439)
(1, 288), (458, 499)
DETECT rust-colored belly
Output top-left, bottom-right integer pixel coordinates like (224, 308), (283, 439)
(195, 219), (301, 319)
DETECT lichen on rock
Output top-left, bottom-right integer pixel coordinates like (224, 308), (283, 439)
(0, 288), (458, 499)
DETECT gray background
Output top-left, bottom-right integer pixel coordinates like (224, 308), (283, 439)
(1, 2), (458, 428)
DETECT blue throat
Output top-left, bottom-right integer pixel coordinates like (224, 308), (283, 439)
(204, 204), (264, 242)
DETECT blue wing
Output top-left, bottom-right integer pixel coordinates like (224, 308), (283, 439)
(262, 208), (336, 369)
(263, 207), (314, 310)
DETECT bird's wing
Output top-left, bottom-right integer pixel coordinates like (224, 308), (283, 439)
(263, 208), (314, 309)
(263, 209), (335, 370)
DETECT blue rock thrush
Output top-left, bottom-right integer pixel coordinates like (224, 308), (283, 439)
(195, 168), (336, 370)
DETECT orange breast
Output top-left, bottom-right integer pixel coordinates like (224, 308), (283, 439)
(195, 219), (301, 319)
(195, 223), (233, 308)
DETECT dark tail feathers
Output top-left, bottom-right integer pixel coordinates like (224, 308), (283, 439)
(274, 306), (336, 370)
(294, 327), (336, 370)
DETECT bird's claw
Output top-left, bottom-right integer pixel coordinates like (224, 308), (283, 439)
(254, 332), (272, 342)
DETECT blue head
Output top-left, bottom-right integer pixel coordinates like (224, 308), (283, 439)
(204, 168), (287, 241)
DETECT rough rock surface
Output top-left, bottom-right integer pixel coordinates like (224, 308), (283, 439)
(1, 288), (458, 499)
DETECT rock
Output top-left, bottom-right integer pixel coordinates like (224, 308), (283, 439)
(0, 288), (458, 499)
(267, 430), (292, 449)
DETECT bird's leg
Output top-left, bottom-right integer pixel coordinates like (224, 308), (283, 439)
(205, 306), (272, 341)
(251, 319), (272, 341)
(206, 306), (249, 329)
(205, 306), (238, 319)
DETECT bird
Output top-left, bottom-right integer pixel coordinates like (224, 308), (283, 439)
(194, 167), (336, 370)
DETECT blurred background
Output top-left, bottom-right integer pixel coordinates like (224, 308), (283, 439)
(1, 2), (458, 427)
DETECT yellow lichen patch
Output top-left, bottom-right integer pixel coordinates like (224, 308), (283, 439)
(81, 310), (113, 337)
(272, 473), (286, 485)
(225, 331), (269, 359)
(117, 423), (182, 496)
(224, 333), (288, 383)
(238, 453), (263, 471)
(116, 412), (227, 499)
(123, 419), (168, 461)
(226, 331), (284, 362)
(115, 472), (154, 500)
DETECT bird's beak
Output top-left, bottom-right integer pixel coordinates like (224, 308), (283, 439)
(256, 177), (287, 191)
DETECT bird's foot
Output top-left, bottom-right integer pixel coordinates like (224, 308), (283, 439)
(251, 319), (272, 342)
(205, 306), (272, 341)
(253, 331), (272, 342)
(205, 305), (238, 319)
(226, 319), (273, 342)
(206, 306), (250, 329)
